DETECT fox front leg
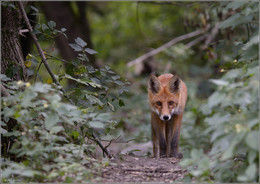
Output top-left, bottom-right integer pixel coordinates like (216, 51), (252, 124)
(166, 121), (173, 157)
(152, 127), (160, 158)
(170, 115), (183, 159)
(159, 133), (167, 157)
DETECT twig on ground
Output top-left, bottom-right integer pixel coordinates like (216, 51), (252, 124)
(92, 133), (112, 158)
(126, 137), (149, 143)
(122, 167), (182, 173)
(127, 27), (209, 67)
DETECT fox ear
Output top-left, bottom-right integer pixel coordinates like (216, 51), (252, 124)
(169, 75), (180, 93)
(148, 74), (161, 94)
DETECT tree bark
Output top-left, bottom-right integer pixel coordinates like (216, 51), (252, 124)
(1, 2), (28, 81)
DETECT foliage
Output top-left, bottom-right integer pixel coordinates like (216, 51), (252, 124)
(1, 1), (259, 183)
(63, 37), (129, 113)
(1, 3), (128, 183)
(32, 20), (67, 41)
(180, 1), (259, 182)
(1, 77), (111, 182)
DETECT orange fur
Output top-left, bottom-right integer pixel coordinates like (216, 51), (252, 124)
(148, 73), (187, 158)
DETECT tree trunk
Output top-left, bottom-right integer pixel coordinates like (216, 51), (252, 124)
(1, 2), (28, 81)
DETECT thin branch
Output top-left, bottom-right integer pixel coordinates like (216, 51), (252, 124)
(45, 54), (70, 64)
(34, 61), (43, 83)
(19, 29), (29, 37)
(185, 34), (207, 49)
(200, 23), (220, 50)
(17, 2), (73, 104)
(18, 2), (57, 84)
(104, 135), (121, 150)
(92, 133), (112, 158)
(127, 27), (209, 67)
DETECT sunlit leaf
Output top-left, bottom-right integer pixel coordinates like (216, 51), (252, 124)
(75, 37), (87, 47)
(69, 44), (82, 52)
(85, 48), (98, 55)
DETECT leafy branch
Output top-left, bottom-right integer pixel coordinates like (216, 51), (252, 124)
(18, 2), (73, 104)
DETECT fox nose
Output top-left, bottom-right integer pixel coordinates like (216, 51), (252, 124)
(163, 115), (169, 120)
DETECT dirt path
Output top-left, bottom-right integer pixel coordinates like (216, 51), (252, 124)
(101, 155), (186, 183)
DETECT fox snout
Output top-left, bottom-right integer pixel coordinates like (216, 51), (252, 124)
(161, 114), (171, 121)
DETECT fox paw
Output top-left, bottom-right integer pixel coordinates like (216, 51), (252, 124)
(177, 152), (183, 159)
(170, 152), (183, 159)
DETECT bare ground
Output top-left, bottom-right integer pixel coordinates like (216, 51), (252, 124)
(101, 155), (187, 183)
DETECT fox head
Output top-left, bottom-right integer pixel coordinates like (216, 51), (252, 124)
(148, 74), (180, 121)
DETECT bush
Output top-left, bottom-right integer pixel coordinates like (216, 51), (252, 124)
(180, 1), (259, 182)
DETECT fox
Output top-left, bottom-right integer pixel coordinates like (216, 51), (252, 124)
(148, 73), (187, 158)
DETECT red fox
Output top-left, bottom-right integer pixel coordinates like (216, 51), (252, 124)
(148, 73), (187, 158)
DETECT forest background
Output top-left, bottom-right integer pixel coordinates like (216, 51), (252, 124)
(1, 1), (259, 183)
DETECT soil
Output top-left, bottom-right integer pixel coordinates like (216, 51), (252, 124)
(101, 155), (187, 183)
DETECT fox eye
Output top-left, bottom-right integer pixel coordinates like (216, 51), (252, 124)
(156, 101), (162, 106)
(168, 101), (174, 105)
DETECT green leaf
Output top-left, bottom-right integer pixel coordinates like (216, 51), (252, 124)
(1, 127), (8, 134)
(42, 24), (48, 31)
(112, 75), (120, 81)
(245, 163), (257, 180)
(237, 175), (249, 182)
(0, 74), (11, 82)
(223, 69), (240, 80)
(89, 121), (104, 129)
(119, 99), (125, 107)
(222, 132), (246, 160)
(32, 83), (53, 93)
(245, 131), (258, 150)
(209, 79), (229, 86)
(21, 90), (37, 107)
(31, 29), (41, 35)
(69, 44), (82, 52)
(85, 48), (98, 55)
(225, 1), (247, 10)
(62, 74), (101, 88)
(30, 5), (39, 12)
(75, 37), (87, 47)
(85, 94), (103, 106)
(219, 13), (253, 29)
(205, 114), (230, 126)
(50, 126), (64, 134)
(105, 65), (111, 70)
(61, 28), (67, 32)
(71, 131), (80, 139)
(240, 35), (259, 61)
(47, 21), (56, 29)
(45, 112), (59, 130)
(115, 80), (124, 86)
(248, 150), (257, 164)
